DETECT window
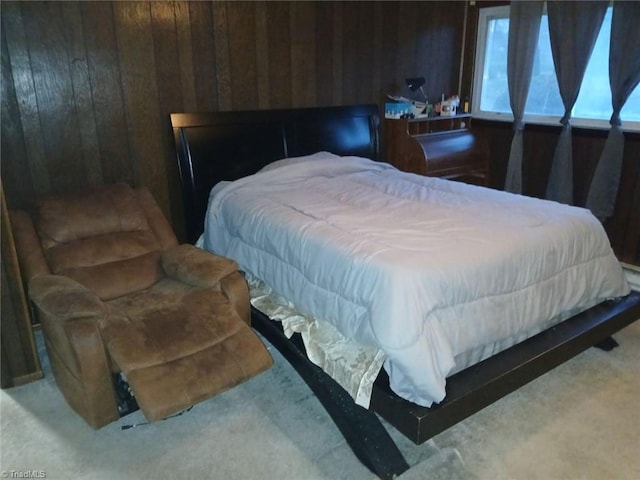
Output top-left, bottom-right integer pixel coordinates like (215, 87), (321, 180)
(473, 6), (640, 131)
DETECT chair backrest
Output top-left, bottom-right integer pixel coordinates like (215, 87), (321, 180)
(32, 183), (178, 300)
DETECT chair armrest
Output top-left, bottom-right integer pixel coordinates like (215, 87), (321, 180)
(29, 274), (106, 323)
(161, 244), (239, 288)
(28, 275), (107, 375)
(28, 275), (118, 428)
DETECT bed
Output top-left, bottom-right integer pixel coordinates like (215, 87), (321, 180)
(170, 104), (640, 479)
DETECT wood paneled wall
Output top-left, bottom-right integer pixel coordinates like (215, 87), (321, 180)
(1, 0), (466, 238)
(1, 0), (637, 264)
(474, 120), (640, 265)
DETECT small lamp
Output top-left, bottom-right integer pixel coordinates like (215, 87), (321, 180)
(405, 77), (427, 101)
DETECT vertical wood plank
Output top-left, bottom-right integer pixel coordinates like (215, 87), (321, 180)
(371, 2), (384, 105)
(151, 2), (183, 112)
(315, 1), (333, 107)
(113, 1), (169, 215)
(332, 2), (343, 105)
(174, 1), (197, 113)
(0, 20), (34, 208)
(523, 128), (555, 198)
(0, 263), (28, 380)
(1, 181), (41, 382)
(226, 2), (258, 110)
(340, 2), (358, 104)
(608, 137), (640, 262)
(212, 1), (232, 111)
(380, 2), (400, 94)
(419, 4), (463, 99)
(290, 2), (316, 107)
(415, 14), (439, 101)
(2, 2), (50, 196)
(60, 2), (102, 187)
(255, 2), (270, 109)
(445, 3), (466, 97)
(81, 1), (133, 185)
(356, 2), (374, 104)
(150, 1), (186, 233)
(266, 2), (291, 108)
(189, 1), (217, 111)
(21, 1), (86, 194)
(396, 2), (418, 95)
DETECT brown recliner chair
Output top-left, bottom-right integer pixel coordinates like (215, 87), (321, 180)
(11, 183), (272, 428)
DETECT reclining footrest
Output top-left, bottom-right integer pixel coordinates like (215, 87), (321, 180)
(103, 296), (273, 422)
(125, 326), (272, 421)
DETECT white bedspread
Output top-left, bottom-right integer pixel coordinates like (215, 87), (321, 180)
(202, 153), (630, 407)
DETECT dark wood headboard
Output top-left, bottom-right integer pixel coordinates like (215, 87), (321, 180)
(170, 104), (380, 243)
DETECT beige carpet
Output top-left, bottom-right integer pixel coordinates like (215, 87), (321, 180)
(1, 319), (639, 480)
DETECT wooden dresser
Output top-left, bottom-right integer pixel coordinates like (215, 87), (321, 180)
(383, 114), (490, 186)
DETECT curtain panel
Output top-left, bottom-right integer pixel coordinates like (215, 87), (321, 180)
(504, 1), (544, 195)
(545, 1), (608, 205)
(586, 2), (640, 221)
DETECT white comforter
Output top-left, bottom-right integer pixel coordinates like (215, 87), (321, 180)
(202, 153), (630, 407)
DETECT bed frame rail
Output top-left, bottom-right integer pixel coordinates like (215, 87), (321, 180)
(370, 291), (640, 445)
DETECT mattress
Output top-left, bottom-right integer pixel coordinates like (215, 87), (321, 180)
(201, 152), (630, 407)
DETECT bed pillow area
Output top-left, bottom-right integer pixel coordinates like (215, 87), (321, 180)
(257, 151), (339, 173)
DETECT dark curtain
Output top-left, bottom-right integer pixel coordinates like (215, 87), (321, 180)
(505, 1), (544, 194)
(586, 2), (640, 221)
(545, 1), (608, 205)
